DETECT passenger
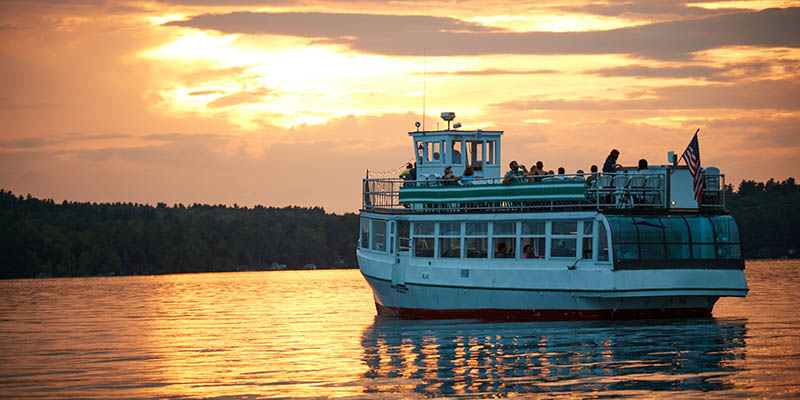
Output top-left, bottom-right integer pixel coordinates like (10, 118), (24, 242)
(637, 159), (648, 171)
(526, 160), (546, 182)
(408, 162), (417, 181)
(461, 166), (475, 184)
(576, 169), (585, 180)
(522, 244), (534, 259)
(586, 165), (599, 186)
(495, 242), (508, 258)
(503, 161), (527, 185)
(548, 170), (555, 175)
(603, 149), (621, 173)
(442, 166), (459, 185)
(399, 162), (413, 180)
(558, 167), (565, 175)
(451, 143), (462, 164)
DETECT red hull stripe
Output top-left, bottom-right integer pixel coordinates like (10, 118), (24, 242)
(375, 303), (713, 321)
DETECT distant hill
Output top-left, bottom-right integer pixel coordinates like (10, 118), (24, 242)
(1, 177), (797, 278)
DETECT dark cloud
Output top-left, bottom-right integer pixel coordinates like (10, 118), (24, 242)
(165, 8), (800, 60)
(492, 79), (800, 111)
(556, 0), (731, 18)
(587, 65), (727, 80)
(587, 60), (797, 82)
(165, 11), (495, 38)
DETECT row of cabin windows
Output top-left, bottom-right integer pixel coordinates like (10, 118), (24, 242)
(360, 215), (743, 262)
(607, 215), (742, 260)
(416, 139), (498, 167)
(360, 219), (610, 261)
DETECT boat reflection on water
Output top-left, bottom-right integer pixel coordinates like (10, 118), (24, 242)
(360, 316), (747, 397)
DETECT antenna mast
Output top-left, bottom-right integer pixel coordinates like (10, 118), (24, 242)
(422, 48), (426, 131)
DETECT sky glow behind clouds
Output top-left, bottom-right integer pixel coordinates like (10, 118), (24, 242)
(0, 0), (798, 213)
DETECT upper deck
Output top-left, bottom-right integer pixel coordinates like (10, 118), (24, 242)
(364, 113), (726, 214)
(363, 168), (727, 214)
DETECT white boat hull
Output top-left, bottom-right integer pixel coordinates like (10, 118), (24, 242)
(359, 251), (748, 320)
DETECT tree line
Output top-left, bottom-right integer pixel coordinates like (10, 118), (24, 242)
(1, 177), (798, 278)
(0, 190), (359, 278)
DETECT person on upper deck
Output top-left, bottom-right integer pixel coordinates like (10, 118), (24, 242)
(586, 165), (599, 186)
(399, 162), (413, 179)
(603, 149), (622, 173)
(461, 166), (475, 183)
(637, 159), (648, 172)
(442, 166), (459, 185)
(503, 161), (527, 185)
(526, 161), (546, 182)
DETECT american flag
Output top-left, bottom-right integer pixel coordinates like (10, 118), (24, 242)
(680, 129), (703, 202)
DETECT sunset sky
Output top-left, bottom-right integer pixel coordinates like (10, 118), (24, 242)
(1, 0), (798, 213)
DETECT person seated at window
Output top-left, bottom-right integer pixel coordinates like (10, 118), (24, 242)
(522, 244), (534, 259)
(557, 167), (566, 178)
(503, 161), (527, 185)
(603, 149), (622, 173)
(495, 242), (509, 258)
(451, 143), (462, 164)
(461, 166), (475, 184)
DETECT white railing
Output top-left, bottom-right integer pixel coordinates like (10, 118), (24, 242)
(362, 172), (725, 212)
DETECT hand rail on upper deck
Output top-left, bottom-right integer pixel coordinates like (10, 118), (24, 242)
(362, 172), (726, 213)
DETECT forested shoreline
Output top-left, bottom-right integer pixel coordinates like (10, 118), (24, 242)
(1, 177), (798, 279)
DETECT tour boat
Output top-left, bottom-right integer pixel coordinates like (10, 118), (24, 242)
(357, 113), (747, 320)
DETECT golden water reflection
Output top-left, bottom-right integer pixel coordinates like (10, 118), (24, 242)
(0, 261), (799, 398)
(360, 317), (747, 397)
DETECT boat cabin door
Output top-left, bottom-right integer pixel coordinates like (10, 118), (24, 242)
(392, 220), (409, 286)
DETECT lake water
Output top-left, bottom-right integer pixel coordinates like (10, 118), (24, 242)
(1, 260), (799, 399)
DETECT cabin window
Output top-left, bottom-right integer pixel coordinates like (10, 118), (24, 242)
(389, 221), (395, 254)
(371, 220), (386, 252)
(521, 220), (545, 259)
(607, 215), (742, 262)
(551, 220), (577, 258)
(581, 220), (593, 259)
(450, 140), (463, 165)
(662, 215), (690, 259)
(634, 217), (665, 259)
(439, 222), (461, 258)
(398, 220), (410, 252)
(711, 216), (742, 259)
(465, 222), (488, 258)
(492, 221), (516, 258)
(422, 141), (443, 164)
(486, 140), (496, 165)
(360, 218), (370, 249)
(466, 141), (483, 169)
(597, 220), (610, 261)
(413, 222), (435, 258)
(685, 215), (715, 259)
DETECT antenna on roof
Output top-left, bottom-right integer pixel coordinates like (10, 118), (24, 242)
(422, 48), (426, 131)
